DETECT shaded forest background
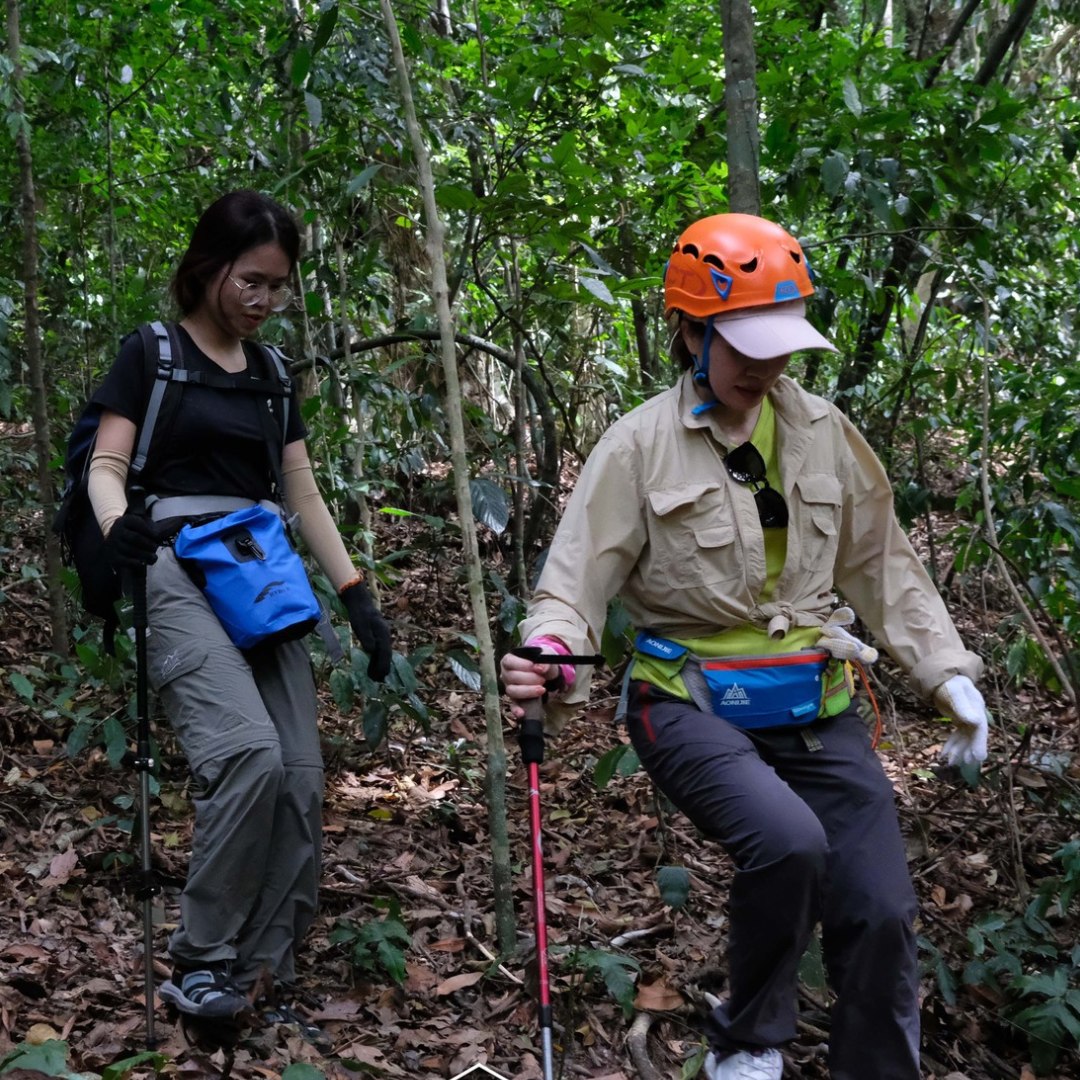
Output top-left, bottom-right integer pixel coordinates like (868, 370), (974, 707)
(1, 1), (1080, 1078)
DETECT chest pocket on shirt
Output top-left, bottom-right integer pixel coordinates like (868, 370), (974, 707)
(796, 473), (842, 570)
(647, 483), (740, 590)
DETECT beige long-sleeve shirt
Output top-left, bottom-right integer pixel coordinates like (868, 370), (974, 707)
(520, 371), (982, 717)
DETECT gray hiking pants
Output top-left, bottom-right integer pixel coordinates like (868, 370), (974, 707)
(146, 548), (324, 988)
(625, 681), (919, 1080)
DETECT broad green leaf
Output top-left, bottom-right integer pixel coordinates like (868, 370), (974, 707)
(656, 865), (691, 909)
(291, 44), (312, 87)
(576, 949), (640, 1015)
(102, 1052), (169, 1080)
(594, 743), (630, 789)
(282, 1065), (327, 1080)
(103, 716), (128, 768)
(329, 668), (354, 711)
(470, 477), (510, 534)
(312, 4), (339, 52)
(447, 649), (482, 692)
(798, 933), (828, 990)
(362, 699), (388, 749)
(579, 274), (615, 305)
(842, 77), (863, 117)
(0, 1039), (70, 1076)
(821, 152), (847, 196)
(9, 672), (34, 701)
(580, 242), (618, 277)
(436, 183), (478, 211)
(346, 164), (383, 195)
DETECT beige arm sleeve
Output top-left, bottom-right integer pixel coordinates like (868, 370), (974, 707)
(87, 448), (132, 537)
(283, 458), (358, 592)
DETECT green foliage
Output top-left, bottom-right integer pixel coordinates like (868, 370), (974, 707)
(3, 2), (1080, 1075)
(656, 865), (691, 910)
(957, 843), (1080, 1073)
(559, 946), (641, 1017)
(918, 934), (959, 1008)
(281, 1065), (327, 1080)
(593, 742), (640, 789)
(0, 1038), (166, 1078)
(0, 1040), (72, 1077)
(325, 633), (434, 749)
(330, 899), (411, 985)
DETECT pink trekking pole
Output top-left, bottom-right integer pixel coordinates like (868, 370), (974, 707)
(512, 647), (603, 1080)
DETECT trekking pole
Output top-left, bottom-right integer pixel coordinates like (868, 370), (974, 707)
(122, 491), (159, 1048)
(511, 647), (604, 1080)
(130, 559), (158, 1048)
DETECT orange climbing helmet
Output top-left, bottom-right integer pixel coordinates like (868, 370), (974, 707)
(664, 213), (836, 362)
(664, 213), (815, 318)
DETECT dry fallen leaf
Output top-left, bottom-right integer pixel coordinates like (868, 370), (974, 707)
(633, 978), (686, 1012)
(25, 1022), (62, 1044)
(435, 971), (484, 996)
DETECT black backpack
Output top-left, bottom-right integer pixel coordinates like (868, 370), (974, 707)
(53, 320), (293, 644)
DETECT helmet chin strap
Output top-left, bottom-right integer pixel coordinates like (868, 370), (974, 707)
(691, 320), (720, 415)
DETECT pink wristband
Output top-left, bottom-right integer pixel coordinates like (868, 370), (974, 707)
(527, 636), (576, 690)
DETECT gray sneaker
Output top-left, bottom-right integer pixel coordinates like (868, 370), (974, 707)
(160, 965), (250, 1019)
(704, 1048), (783, 1080)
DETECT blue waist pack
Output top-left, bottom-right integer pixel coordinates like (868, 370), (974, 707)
(173, 504), (320, 650)
(697, 650), (829, 729)
(634, 630), (828, 730)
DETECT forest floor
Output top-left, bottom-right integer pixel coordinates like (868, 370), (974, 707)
(1, 507), (1079, 1080)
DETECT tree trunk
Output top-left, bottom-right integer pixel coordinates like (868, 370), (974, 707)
(379, 0), (517, 957)
(973, 0), (1039, 87)
(7, 0), (70, 658)
(719, 0), (760, 215)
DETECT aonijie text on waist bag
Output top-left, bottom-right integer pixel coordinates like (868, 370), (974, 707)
(173, 504), (321, 650)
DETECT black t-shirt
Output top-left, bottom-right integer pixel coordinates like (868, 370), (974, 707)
(92, 325), (307, 500)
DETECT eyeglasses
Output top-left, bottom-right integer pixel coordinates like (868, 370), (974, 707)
(724, 442), (789, 528)
(228, 276), (293, 312)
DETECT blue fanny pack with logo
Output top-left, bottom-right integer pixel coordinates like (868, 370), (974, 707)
(634, 631), (829, 730)
(173, 504), (321, 650)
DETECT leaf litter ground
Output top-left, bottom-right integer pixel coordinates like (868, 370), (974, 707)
(1, 511), (1079, 1080)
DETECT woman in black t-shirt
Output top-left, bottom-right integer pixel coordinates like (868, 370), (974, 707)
(88, 190), (391, 1032)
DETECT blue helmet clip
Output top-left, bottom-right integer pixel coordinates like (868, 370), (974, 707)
(710, 268), (734, 300)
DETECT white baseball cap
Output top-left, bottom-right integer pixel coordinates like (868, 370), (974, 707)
(712, 298), (837, 360)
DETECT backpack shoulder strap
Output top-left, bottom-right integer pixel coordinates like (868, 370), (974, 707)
(255, 342), (292, 453)
(130, 320), (184, 477)
(246, 342), (294, 501)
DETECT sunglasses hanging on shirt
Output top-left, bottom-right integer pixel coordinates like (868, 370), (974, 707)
(724, 442), (789, 528)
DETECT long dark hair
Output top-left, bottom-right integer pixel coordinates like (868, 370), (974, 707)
(171, 190), (301, 315)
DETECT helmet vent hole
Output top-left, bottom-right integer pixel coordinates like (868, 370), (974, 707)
(790, 251), (802, 264)
(682, 244), (700, 259)
(703, 254), (725, 270)
(740, 257), (758, 273)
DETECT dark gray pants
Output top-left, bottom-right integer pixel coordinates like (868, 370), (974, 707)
(626, 681), (919, 1080)
(146, 549), (324, 988)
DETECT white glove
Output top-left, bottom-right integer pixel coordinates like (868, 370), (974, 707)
(933, 675), (990, 766)
(818, 607), (879, 664)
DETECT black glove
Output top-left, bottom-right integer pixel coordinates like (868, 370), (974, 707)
(340, 580), (392, 682)
(103, 512), (161, 569)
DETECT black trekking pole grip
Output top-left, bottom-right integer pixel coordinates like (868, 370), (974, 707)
(510, 647), (604, 766)
(520, 698), (546, 765)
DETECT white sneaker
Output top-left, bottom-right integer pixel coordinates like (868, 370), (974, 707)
(704, 1048), (783, 1080)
